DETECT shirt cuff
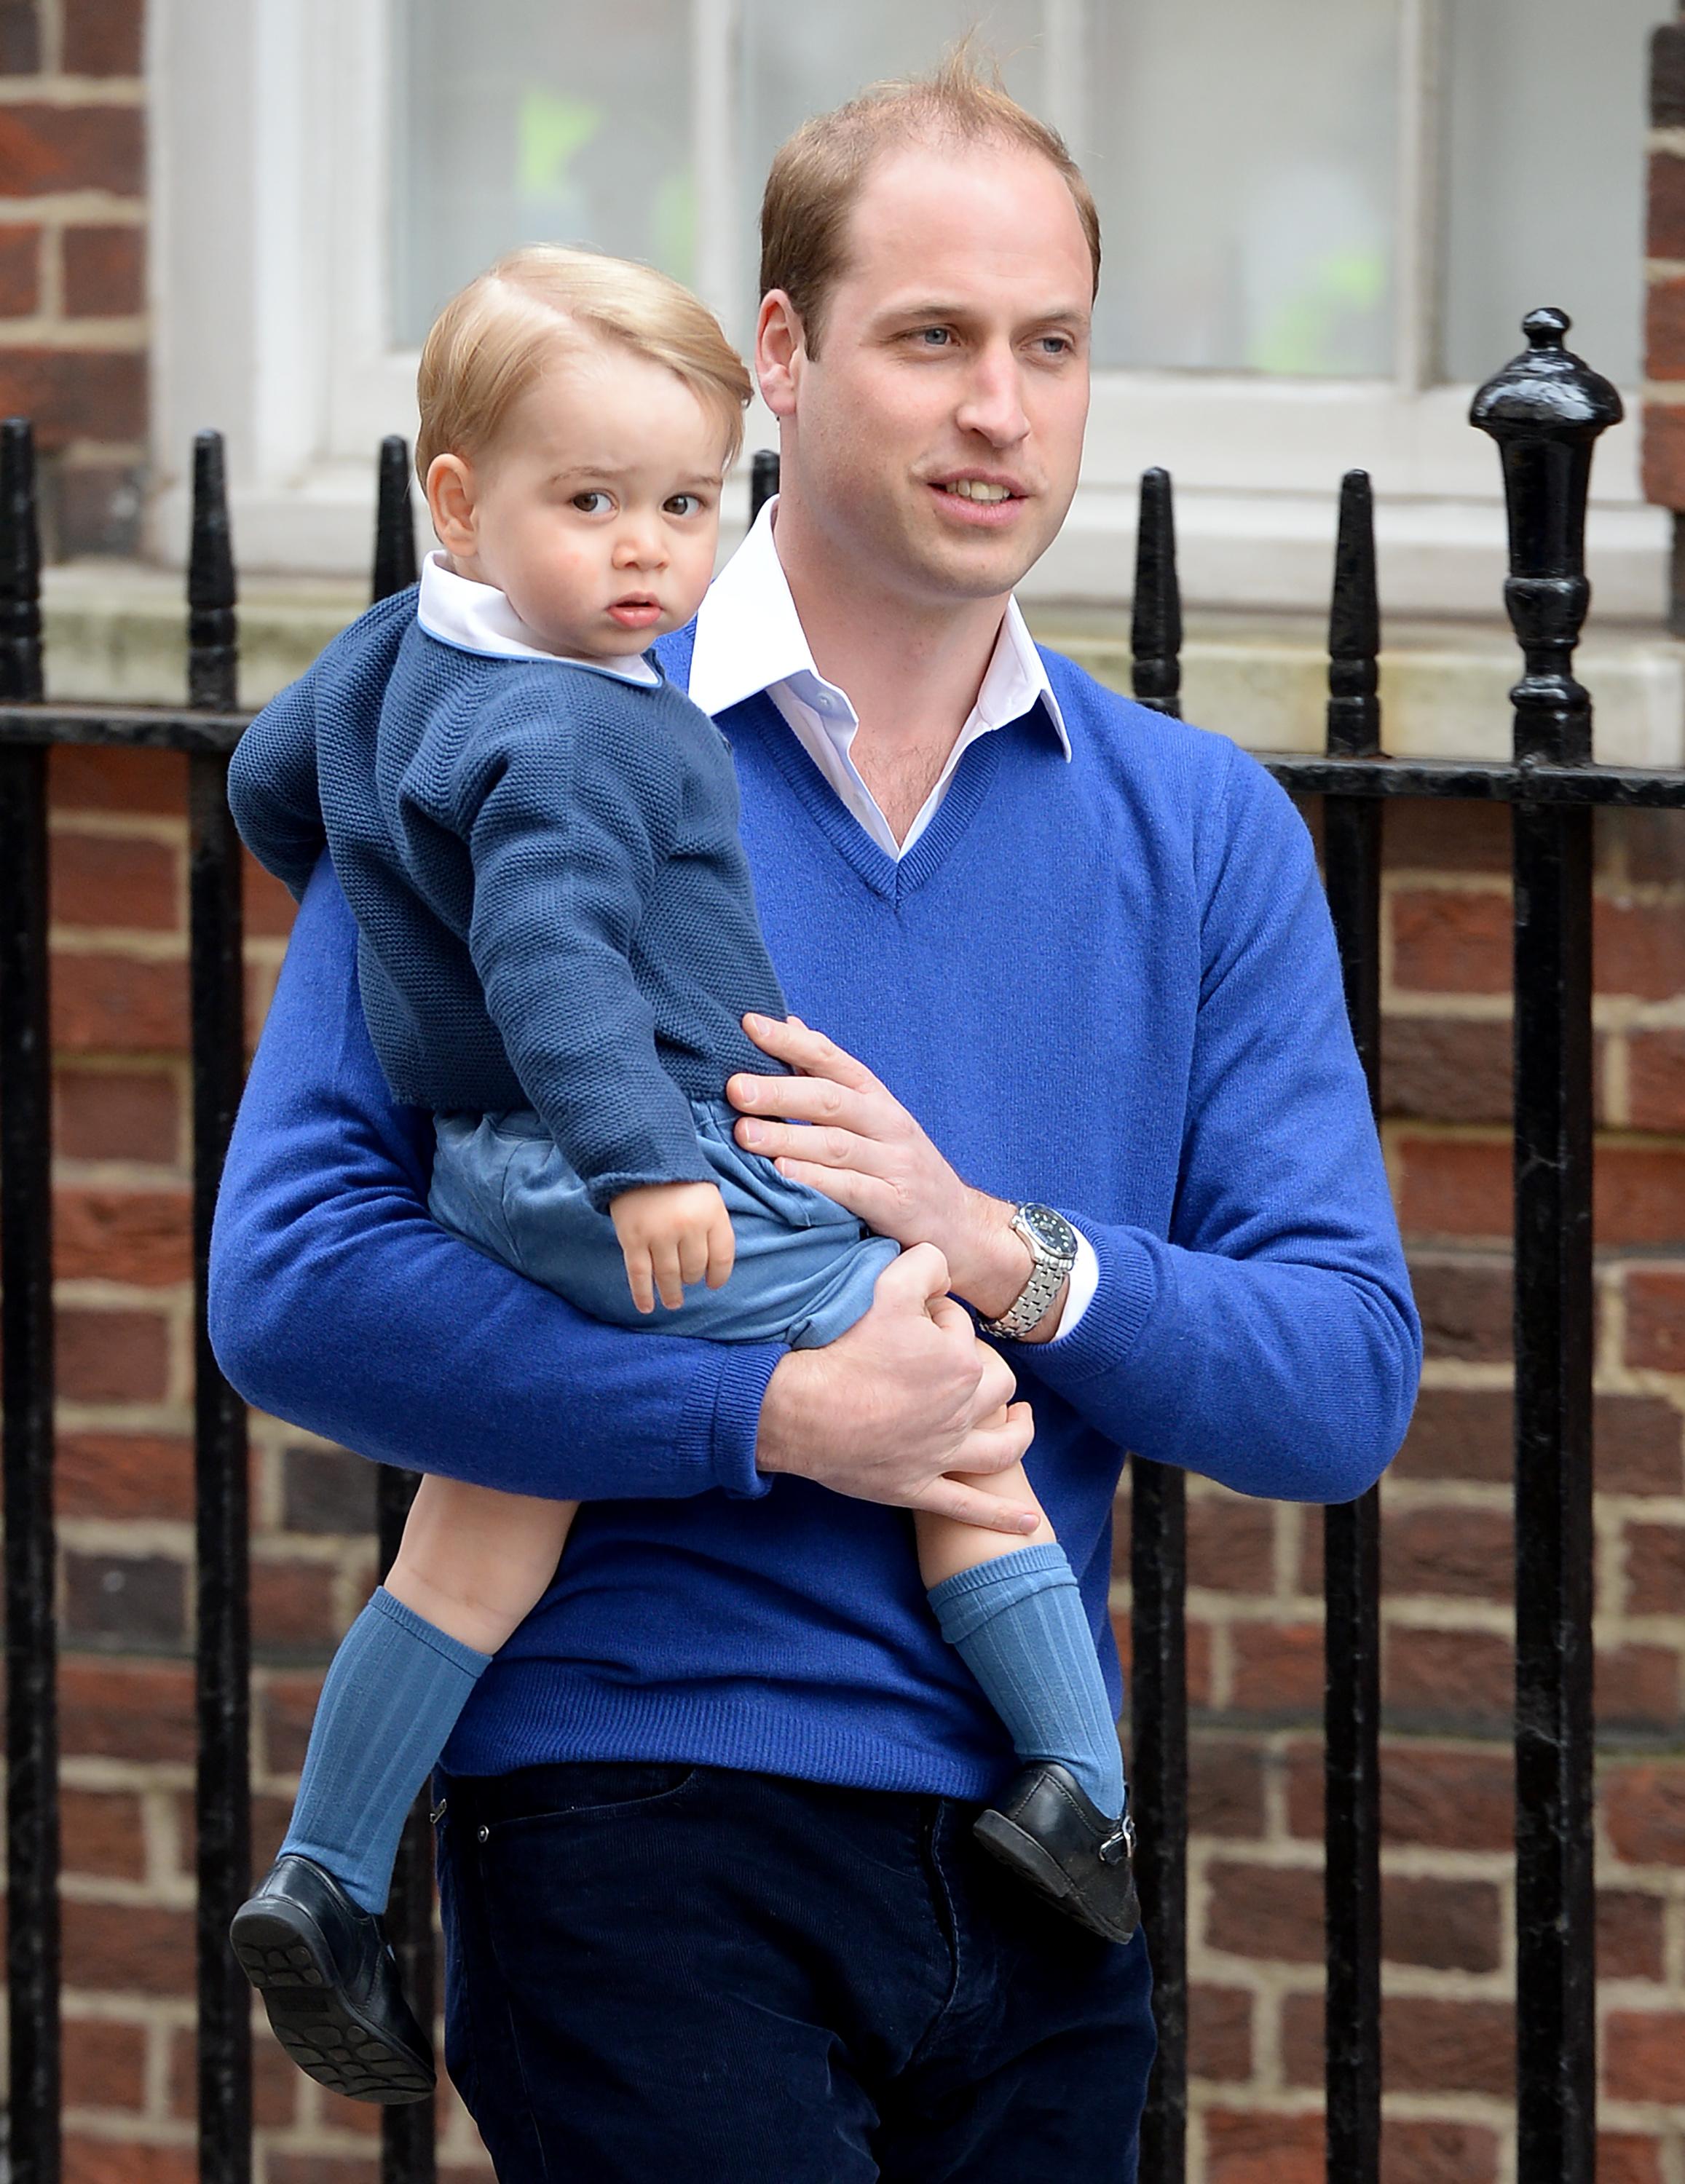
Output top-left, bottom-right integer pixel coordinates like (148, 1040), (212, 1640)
(1039, 1227), (1100, 1340)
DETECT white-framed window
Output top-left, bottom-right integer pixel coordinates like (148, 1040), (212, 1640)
(146, 0), (1668, 614)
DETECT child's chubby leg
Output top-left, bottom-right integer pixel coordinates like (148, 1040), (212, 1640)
(916, 1441), (1126, 1824)
(384, 1474), (579, 1655)
(269, 1477), (577, 1919)
(913, 1450), (1057, 1590)
(233, 1479), (580, 2105)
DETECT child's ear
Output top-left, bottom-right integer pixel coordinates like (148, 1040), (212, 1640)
(426, 453), (478, 559)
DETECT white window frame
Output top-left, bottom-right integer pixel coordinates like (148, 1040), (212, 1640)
(145, 0), (1667, 614)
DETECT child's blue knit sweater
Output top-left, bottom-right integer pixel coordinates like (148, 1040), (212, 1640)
(226, 617), (787, 1206)
(210, 590), (1421, 1798)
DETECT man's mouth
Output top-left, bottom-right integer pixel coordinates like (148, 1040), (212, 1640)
(933, 478), (1020, 503)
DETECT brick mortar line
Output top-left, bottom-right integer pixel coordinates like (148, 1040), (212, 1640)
(49, 811), (187, 843)
(59, 1516), (193, 1554)
(55, 1403), (196, 1434)
(1649, 259), (1685, 282)
(0, 79), (146, 105)
(50, 927), (189, 959)
(1384, 989), (1512, 1021)
(54, 1158), (189, 1187)
(1413, 1359), (1516, 1391)
(0, 191), (143, 220)
(1385, 867), (1513, 892)
(0, 317), (145, 351)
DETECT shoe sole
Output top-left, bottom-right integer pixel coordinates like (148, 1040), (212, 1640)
(973, 1811), (1140, 1945)
(229, 1900), (435, 2105)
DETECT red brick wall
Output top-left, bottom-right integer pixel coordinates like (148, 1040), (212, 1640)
(1108, 798), (1685, 2184)
(0, 0), (148, 556)
(26, 755), (1685, 2183)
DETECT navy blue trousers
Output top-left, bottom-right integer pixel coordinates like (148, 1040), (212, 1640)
(436, 1760), (1156, 2182)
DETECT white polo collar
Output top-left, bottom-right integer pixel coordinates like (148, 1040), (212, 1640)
(689, 499), (1070, 755)
(417, 552), (660, 686)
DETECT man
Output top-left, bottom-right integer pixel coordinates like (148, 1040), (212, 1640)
(211, 56), (1419, 2183)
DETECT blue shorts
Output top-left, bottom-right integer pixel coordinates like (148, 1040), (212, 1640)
(428, 1099), (900, 1350)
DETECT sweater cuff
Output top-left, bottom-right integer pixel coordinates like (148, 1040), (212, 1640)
(678, 1339), (784, 1500)
(1006, 1218), (1159, 1390)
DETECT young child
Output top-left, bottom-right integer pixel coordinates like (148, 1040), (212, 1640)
(225, 245), (1137, 2105)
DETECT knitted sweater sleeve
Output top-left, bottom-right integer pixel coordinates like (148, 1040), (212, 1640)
(1016, 747), (1421, 1504)
(208, 857), (779, 1500)
(226, 660), (330, 901)
(425, 689), (713, 1207)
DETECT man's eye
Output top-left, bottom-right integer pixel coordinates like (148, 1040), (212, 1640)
(1036, 336), (1073, 357)
(572, 491), (610, 513)
(915, 327), (952, 347)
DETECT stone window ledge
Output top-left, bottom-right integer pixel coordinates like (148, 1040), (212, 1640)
(38, 561), (1685, 772)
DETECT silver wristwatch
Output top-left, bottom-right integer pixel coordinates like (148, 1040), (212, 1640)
(978, 1203), (1079, 1340)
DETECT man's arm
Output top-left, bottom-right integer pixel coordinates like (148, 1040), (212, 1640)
(725, 749), (1421, 1506)
(210, 857), (1035, 1523)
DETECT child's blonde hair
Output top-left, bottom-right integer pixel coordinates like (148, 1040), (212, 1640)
(416, 246), (752, 481)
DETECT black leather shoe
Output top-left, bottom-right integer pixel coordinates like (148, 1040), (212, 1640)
(974, 1763), (1141, 1944)
(229, 1854), (435, 2103)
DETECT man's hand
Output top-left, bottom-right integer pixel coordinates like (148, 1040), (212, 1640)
(609, 1180), (735, 1313)
(755, 1241), (1039, 1532)
(728, 1013), (1041, 1324)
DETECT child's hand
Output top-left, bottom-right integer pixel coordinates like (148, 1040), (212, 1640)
(609, 1182), (736, 1313)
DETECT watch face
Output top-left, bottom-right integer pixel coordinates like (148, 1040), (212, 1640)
(1021, 1203), (1077, 1258)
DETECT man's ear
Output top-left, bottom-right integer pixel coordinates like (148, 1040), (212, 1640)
(755, 290), (806, 420)
(426, 453), (478, 561)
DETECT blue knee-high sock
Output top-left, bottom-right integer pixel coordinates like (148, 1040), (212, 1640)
(280, 1586), (491, 1914)
(928, 1543), (1126, 1818)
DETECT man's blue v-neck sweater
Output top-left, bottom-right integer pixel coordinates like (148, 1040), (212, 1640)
(210, 593), (1420, 1798)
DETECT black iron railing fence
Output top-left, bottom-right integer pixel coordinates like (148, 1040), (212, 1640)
(0, 310), (1678, 2184)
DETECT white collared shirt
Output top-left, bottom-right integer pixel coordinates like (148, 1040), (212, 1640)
(690, 499), (1070, 860)
(417, 552), (660, 684)
(688, 500), (1099, 1342)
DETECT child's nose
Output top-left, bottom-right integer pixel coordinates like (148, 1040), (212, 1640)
(614, 523), (666, 568)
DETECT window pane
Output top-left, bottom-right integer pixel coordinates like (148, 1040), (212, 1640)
(738, 0), (1043, 336)
(1440, 0), (1654, 387)
(392, 0), (692, 349)
(1086, 0), (1398, 374)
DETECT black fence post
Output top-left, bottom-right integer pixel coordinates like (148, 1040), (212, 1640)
(187, 430), (254, 2184)
(1319, 471), (1384, 2184)
(371, 432), (438, 2184)
(374, 435), (420, 602)
(1472, 309), (1621, 2184)
(0, 415), (60, 2184)
(1128, 465), (1188, 2184)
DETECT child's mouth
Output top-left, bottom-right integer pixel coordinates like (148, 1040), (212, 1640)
(608, 598), (663, 629)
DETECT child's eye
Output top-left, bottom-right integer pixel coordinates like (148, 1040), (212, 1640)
(572, 490), (611, 514)
(664, 493), (705, 517)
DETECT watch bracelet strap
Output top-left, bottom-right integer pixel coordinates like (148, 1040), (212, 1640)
(978, 1210), (1076, 1339)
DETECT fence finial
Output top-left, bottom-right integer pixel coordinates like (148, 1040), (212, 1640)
(373, 436), (419, 603)
(187, 430), (237, 712)
(750, 449), (779, 527)
(1131, 467), (1182, 719)
(1470, 309), (1622, 766)
(1327, 470), (1380, 759)
(0, 417), (42, 703)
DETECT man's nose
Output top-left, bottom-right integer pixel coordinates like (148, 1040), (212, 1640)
(954, 347), (1031, 448)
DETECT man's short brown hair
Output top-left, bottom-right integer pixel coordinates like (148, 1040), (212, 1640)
(759, 48), (1101, 357)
